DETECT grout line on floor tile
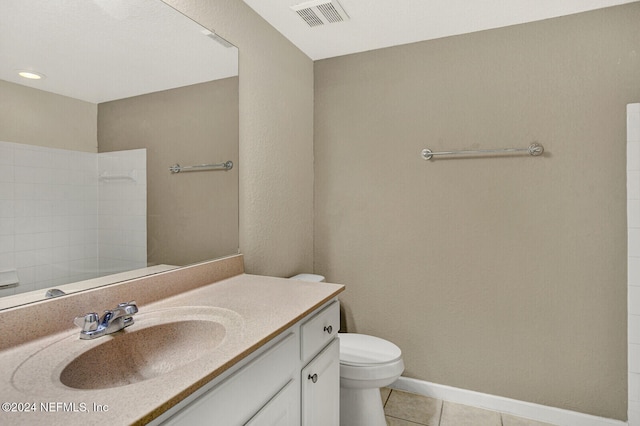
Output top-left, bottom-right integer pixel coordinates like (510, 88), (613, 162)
(384, 389), (392, 407)
(437, 399), (443, 426)
(386, 414), (427, 425)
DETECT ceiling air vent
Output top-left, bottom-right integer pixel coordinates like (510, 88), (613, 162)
(290, 0), (349, 27)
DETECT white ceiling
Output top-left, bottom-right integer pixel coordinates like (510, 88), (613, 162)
(1, 0), (238, 103)
(3, 0), (636, 103)
(242, 0), (639, 60)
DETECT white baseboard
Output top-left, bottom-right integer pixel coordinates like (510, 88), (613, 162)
(389, 376), (627, 426)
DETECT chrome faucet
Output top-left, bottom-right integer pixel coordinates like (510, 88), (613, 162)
(73, 301), (138, 340)
(45, 288), (66, 298)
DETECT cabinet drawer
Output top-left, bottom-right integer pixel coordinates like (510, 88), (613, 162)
(301, 301), (339, 362)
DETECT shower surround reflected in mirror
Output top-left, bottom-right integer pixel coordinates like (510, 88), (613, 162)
(0, 0), (239, 309)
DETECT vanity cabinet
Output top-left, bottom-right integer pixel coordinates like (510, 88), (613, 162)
(157, 299), (340, 426)
(245, 379), (298, 425)
(300, 301), (340, 426)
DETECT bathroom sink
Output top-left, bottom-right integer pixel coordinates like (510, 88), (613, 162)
(60, 319), (225, 389)
(11, 306), (244, 393)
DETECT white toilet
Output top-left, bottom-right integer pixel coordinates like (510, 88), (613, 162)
(291, 274), (405, 426)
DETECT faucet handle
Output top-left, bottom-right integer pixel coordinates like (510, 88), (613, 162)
(117, 301), (138, 315)
(73, 312), (99, 332)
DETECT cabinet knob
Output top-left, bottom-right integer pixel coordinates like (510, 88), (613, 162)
(323, 325), (333, 334)
(308, 373), (318, 383)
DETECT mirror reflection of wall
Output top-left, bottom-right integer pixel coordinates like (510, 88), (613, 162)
(98, 78), (239, 267)
(0, 0), (239, 307)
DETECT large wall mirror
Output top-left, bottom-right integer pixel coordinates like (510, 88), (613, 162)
(0, 0), (239, 309)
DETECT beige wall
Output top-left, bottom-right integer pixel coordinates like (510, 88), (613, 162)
(164, 0), (315, 276)
(0, 80), (97, 152)
(98, 79), (239, 266)
(314, 3), (640, 420)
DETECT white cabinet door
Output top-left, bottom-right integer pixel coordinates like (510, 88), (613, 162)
(301, 338), (340, 426)
(162, 333), (297, 426)
(245, 379), (299, 426)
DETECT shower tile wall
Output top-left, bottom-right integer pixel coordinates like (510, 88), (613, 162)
(0, 141), (146, 297)
(97, 149), (147, 276)
(629, 102), (640, 425)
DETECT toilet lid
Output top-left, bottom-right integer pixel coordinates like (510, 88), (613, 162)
(338, 333), (402, 366)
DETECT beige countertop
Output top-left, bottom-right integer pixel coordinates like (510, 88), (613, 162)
(0, 270), (344, 425)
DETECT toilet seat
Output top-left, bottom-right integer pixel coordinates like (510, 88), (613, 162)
(338, 333), (402, 366)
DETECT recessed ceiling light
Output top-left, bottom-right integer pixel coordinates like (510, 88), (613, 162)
(18, 70), (46, 80)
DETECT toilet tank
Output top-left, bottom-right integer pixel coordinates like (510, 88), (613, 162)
(290, 273), (326, 282)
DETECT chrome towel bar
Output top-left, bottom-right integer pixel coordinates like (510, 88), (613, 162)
(169, 161), (233, 173)
(421, 143), (544, 160)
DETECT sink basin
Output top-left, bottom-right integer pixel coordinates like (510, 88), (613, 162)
(60, 320), (225, 389)
(11, 306), (244, 394)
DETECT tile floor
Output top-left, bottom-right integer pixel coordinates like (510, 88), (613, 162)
(381, 388), (556, 426)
